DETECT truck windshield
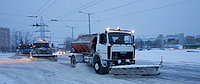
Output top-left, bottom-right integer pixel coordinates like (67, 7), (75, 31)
(108, 33), (132, 44)
(35, 49), (52, 54)
(33, 43), (49, 48)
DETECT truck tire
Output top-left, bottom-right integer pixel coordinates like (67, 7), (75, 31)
(53, 56), (57, 61)
(71, 55), (76, 68)
(94, 58), (109, 74)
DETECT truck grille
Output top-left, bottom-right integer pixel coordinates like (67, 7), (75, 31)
(112, 52), (133, 60)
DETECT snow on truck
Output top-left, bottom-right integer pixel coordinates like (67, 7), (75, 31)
(68, 27), (162, 75)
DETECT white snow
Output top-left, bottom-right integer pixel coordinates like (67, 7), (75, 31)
(0, 49), (199, 84)
(135, 49), (200, 64)
(0, 74), (15, 84)
(0, 53), (16, 59)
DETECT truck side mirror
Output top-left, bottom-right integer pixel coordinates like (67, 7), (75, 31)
(132, 36), (135, 42)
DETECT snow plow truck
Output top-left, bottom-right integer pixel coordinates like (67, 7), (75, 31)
(31, 40), (57, 61)
(68, 27), (162, 75)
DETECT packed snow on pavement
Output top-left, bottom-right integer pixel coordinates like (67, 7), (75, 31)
(0, 49), (199, 84)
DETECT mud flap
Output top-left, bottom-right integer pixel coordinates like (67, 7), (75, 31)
(109, 65), (160, 75)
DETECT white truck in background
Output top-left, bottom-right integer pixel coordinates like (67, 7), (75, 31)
(68, 27), (162, 75)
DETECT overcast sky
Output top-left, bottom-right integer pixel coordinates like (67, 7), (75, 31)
(0, 0), (199, 44)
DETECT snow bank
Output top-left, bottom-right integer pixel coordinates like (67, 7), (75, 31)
(0, 50), (199, 84)
(136, 49), (200, 64)
(0, 53), (15, 59)
(0, 62), (135, 84)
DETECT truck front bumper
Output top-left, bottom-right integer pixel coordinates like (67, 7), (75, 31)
(102, 59), (135, 66)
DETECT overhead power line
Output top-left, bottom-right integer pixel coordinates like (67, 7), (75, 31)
(79, 0), (105, 12)
(36, 0), (58, 16)
(55, 0), (96, 19)
(79, 11), (93, 34)
(33, 0), (51, 16)
(0, 12), (25, 17)
(0, 18), (31, 26)
(66, 26), (76, 40)
(0, 11), (36, 21)
(102, 0), (196, 21)
(55, 0), (104, 20)
(51, 19), (100, 22)
(93, 0), (143, 14)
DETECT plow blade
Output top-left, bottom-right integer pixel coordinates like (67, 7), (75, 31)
(109, 65), (161, 76)
(31, 54), (57, 61)
(16, 54), (30, 56)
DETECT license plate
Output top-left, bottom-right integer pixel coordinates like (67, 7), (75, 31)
(120, 52), (126, 54)
(121, 55), (126, 56)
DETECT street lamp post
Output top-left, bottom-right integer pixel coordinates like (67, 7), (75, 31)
(79, 11), (93, 34)
(66, 26), (75, 40)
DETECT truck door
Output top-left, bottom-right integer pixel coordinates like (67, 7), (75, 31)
(96, 33), (107, 59)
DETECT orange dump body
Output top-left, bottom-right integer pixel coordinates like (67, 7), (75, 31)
(71, 34), (97, 53)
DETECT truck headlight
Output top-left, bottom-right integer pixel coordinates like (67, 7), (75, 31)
(125, 59), (130, 62)
(118, 60), (122, 64)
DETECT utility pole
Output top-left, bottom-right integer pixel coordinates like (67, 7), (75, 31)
(66, 26), (75, 40)
(32, 16), (49, 41)
(79, 11), (93, 34)
(88, 13), (91, 34)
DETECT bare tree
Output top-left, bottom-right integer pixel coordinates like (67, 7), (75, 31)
(24, 32), (32, 43)
(64, 37), (73, 51)
(10, 30), (33, 52)
(135, 38), (144, 49)
(0, 46), (9, 53)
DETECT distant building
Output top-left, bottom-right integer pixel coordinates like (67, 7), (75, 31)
(143, 38), (157, 49)
(136, 33), (184, 49)
(163, 33), (184, 48)
(157, 34), (164, 49)
(164, 33), (184, 45)
(135, 38), (144, 49)
(0, 27), (10, 50)
(196, 35), (200, 44)
(135, 33), (200, 49)
(182, 35), (200, 49)
(185, 36), (196, 44)
(183, 44), (200, 49)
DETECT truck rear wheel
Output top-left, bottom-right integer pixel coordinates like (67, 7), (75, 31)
(71, 55), (76, 68)
(94, 58), (109, 74)
(53, 56), (57, 61)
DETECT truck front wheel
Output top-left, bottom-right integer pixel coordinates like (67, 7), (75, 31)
(94, 58), (109, 74)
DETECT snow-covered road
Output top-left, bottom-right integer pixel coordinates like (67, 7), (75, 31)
(0, 50), (199, 84)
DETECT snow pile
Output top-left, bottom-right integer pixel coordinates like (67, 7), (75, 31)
(0, 53), (15, 59)
(0, 50), (199, 84)
(0, 62), (134, 84)
(136, 49), (200, 64)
